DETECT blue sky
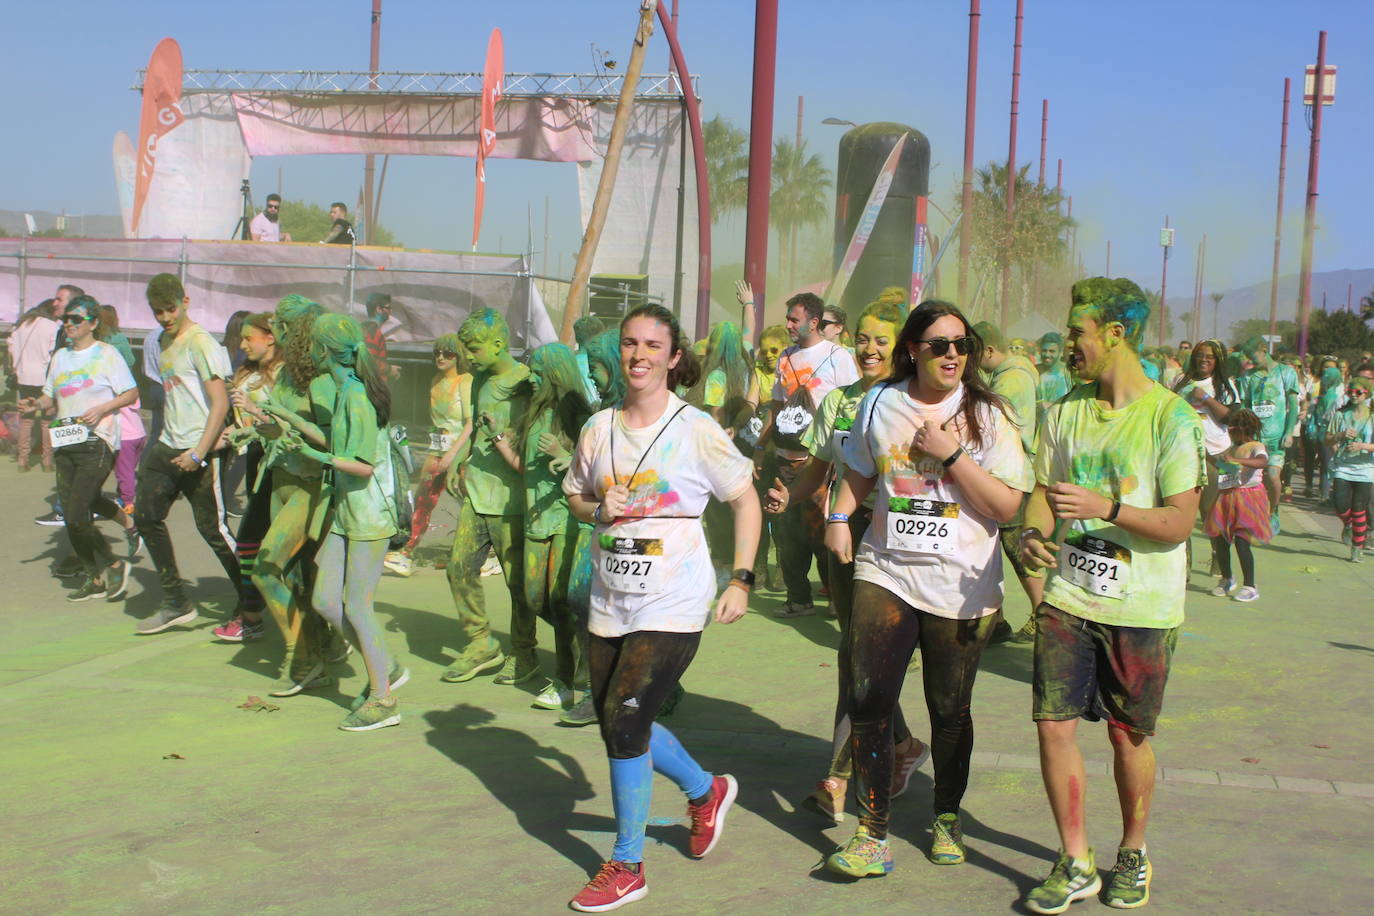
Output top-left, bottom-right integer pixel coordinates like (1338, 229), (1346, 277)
(8, 0), (1372, 314)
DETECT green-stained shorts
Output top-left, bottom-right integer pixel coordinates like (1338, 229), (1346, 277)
(1031, 602), (1179, 736)
(1262, 437), (1286, 468)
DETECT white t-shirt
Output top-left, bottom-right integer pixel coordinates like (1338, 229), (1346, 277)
(563, 393), (754, 638)
(772, 339), (860, 406)
(250, 212), (281, 242)
(843, 381), (1033, 619)
(42, 342), (138, 450)
(156, 324), (233, 449)
(1176, 376), (1232, 457)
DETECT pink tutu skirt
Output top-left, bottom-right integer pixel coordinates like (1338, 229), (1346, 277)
(1205, 486), (1272, 543)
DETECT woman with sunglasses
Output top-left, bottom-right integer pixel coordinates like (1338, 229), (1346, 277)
(823, 301), (1031, 877)
(383, 334), (473, 577)
(20, 296), (139, 601)
(1327, 377), (1374, 561)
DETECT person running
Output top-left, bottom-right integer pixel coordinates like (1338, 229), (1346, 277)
(384, 333), (473, 577)
(1328, 377), (1374, 561)
(822, 301), (1031, 877)
(285, 313), (408, 730)
(561, 305), (760, 912)
(19, 295), (138, 601)
(134, 274), (242, 635)
(763, 299), (929, 825)
(212, 312), (283, 642)
(1019, 278), (1204, 913)
(488, 342), (594, 712)
(1206, 408), (1270, 601)
(1238, 337), (1299, 534)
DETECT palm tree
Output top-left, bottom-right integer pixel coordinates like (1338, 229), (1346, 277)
(1209, 292), (1224, 339)
(702, 116), (749, 224)
(770, 136), (832, 289)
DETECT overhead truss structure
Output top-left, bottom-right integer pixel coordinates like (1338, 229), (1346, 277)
(133, 70), (697, 100)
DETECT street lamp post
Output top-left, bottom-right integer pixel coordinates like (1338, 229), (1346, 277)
(1159, 219), (1174, 347)
(1296, 32), (1334, 357)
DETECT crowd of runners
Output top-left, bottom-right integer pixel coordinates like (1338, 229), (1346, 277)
(8, 273), (1373, 913)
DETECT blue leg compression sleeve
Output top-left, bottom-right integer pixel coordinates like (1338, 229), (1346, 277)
(649, 722), (713, 801)
(609, 753), (653, 863)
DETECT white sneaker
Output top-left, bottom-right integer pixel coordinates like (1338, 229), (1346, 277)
(531, 678), (574, 710)
(1209, 578), (1235, 597)
(480, 554), (502, 577)
(383, 552), (412, 577)
(1233, 586), (1259, 602)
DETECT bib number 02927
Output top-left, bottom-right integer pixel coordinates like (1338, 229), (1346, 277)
(597, 534), (667, 594)
(885, 497), (960, 555)
(1058, 531), (1131, 599)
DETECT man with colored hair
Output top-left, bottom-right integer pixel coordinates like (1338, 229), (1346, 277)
(134, 273), (244, 634)
(1020, 277), (1204, 913)
(1238, 336), (1298, 533)
(441, 308), (537, 685)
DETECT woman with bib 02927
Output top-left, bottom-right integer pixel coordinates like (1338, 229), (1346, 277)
(823, 300), (1032, 877)
(561, 305), (761, 913)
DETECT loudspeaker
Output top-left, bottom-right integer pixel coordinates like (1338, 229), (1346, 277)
(589, 273), (649, 319)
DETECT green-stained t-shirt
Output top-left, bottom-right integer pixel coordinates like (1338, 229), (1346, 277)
(1037, 362), (1072, 406)
(271, 373), (336, 480)
(463, 362), (530, 516)
(522, 410), (575, 540)
(801, 380), (875, 511)
(1035, 382), (1205, 629)
(1241, 363), (1300, 444)
(326, 375), (397, 542)
(703, 369), (727, 408)
(988, 355), (1040, 456)
(156, 323), (232, 449)
(1327, 408), (1374, 484)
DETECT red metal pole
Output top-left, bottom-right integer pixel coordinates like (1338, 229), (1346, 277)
(1000, 0), (1024, 328)
(1055, 158), (1062, 198)
(1038, 98), (1048, 186)
(957, 0), (980, 307)
(655, 2), (715, 340)
(1268, 78), (1290, 339)
(743, 0), (778, 343)
(1159, 215), (1170, 347)
(1297, 32), (1327, 357)
(363, 0), (381, 244)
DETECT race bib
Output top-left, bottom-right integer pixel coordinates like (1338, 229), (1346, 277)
(50, 420), (91, 449)
(1059, 531), (1131, 599)
(1215, 459), (1241, 490)
(430, 431), (454, 452)
(886, 497), (960, 555)
(831, 416), (853, 458)
(1252, 402), (1276, 419)
(597, 534), (667, 594)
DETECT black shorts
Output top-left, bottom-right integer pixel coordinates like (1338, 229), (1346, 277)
(1031, 602), (1179, 736)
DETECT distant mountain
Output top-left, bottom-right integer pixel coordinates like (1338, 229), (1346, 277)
(0, 209), (124, 239)
(1168, 268), (1373, 339)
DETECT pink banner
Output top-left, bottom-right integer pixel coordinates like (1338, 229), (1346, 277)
(132, 38), (185, 234)
(473, 29), (505, 249)
(231, 93), (595, 162)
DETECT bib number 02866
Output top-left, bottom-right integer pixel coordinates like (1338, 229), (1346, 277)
(1058, 532), (1131, 599)
(50, 420), (91, 449)
(597, 534), (666, 594)
(886, 497), (960, 555)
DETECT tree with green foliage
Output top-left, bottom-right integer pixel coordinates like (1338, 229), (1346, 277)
(702, 116), (748, 224)
(1305, 308), (1374, 358)
(770, 137), (831, 289)
(278, 200), (400, 248)
(1229, 317), (1297, 350)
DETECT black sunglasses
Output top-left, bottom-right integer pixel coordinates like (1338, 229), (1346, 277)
(434, 349), (458, 359)
(919, 336), (976, 356)
(62, 314), (91, 324)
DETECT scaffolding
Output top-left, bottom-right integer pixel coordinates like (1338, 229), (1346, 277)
(133, 70), (697, 100)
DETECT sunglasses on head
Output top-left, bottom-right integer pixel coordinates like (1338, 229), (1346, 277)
(434, 349), (458, 359)
(919, 336), (976, 356)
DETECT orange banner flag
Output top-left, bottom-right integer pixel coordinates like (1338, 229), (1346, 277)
(472, 28), (504, 250)
(132, 38), (185, 235)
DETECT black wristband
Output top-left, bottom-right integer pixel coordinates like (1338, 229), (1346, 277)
(942, 446), (965, 468)
(1107, 499), (1122, 522)
(730, 568), (756, 588)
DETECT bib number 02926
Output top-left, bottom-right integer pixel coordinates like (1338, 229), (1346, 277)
(885, 497), (960, 555)
(1058, 532), (1131, 599)
(597, 534), (667, 594)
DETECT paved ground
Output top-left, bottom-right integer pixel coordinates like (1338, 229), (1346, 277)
(3, 461), (1372, 915)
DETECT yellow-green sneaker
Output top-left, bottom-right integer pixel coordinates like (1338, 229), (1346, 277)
(1025, 850), (1101, 914)
(1104, 846), (1151, 909)
(339, 695), (400, 732)
(928, 813), (965, 865)
(825, 826), (893, 878)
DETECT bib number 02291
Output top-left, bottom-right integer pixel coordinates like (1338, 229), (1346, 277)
(1058, 532), (1131, 599)
(886, 497), (960, 555)
(597, 534), (667, 594)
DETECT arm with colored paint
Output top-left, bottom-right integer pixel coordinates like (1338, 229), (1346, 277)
(259, 397), (328, 448)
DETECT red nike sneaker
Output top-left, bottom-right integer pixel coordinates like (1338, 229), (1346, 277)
(569, 860), (647, 912)
(688, 773), (739, 858)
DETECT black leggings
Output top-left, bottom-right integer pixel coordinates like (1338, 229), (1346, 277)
(590, 630), (701, 759)
(1210, 535), (1255, 587)
(848, 580), (995, 837)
